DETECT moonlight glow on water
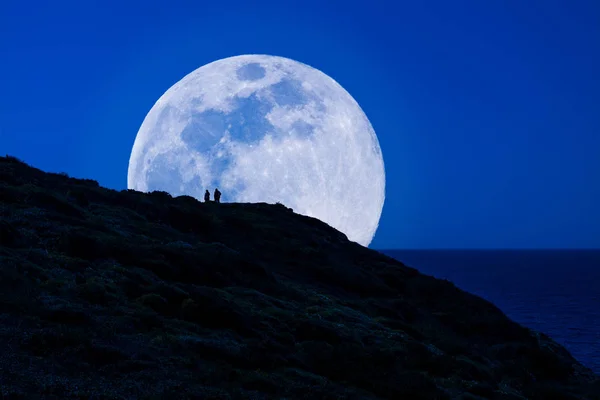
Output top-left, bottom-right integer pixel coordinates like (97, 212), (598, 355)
(128, 54), (385, 246)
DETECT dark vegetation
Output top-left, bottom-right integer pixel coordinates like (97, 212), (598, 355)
(1, 154), (599, 399)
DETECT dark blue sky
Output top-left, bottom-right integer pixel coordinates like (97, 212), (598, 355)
(1, 0), (598, 249)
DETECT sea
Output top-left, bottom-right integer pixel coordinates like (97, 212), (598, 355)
(380, 249), (600, 375)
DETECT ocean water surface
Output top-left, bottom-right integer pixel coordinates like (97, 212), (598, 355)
(380, 249), (600, 374)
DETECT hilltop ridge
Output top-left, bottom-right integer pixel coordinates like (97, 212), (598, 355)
(0, 155), (598, 399)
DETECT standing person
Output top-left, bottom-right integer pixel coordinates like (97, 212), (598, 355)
(214, 188), (221, 203)
(204, 190), (210, 203)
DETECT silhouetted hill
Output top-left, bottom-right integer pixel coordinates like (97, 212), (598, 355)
(1, 154), (598, 400)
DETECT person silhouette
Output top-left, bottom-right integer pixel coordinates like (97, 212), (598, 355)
(214, 188), (221, 203)
(204, 190), (210, 203)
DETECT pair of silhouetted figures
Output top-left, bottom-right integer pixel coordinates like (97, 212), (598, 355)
(204, 188), (221, 203)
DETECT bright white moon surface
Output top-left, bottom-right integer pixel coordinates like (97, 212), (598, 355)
(128, 54), (385, 246)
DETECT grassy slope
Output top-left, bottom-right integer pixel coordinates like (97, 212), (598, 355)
(0, 155), (599, 400)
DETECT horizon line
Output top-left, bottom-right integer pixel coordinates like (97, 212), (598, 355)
(375, 248), (600, 251)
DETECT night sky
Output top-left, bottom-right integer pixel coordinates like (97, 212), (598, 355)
(1, 0), (598, 249)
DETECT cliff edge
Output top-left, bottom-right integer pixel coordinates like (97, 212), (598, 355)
(1, 155), (598, 400)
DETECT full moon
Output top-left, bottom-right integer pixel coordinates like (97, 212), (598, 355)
(128, 54), (385, 246)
